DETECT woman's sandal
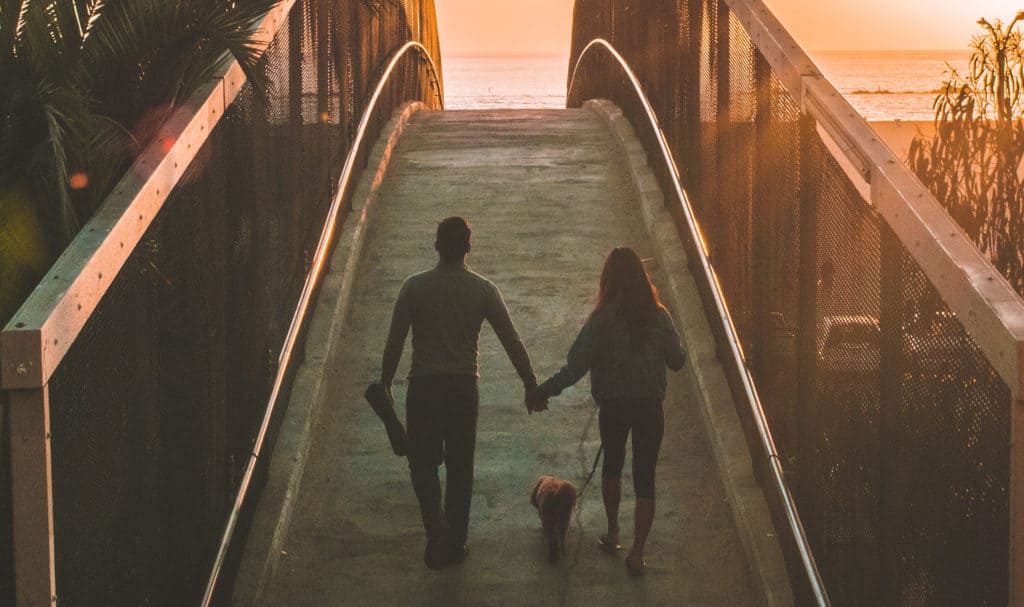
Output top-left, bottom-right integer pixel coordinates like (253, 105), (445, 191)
(625, 554), (647, 576)
(597, 534), (622, 554)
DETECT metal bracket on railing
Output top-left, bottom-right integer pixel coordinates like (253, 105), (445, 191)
(802, 78), (872, 184)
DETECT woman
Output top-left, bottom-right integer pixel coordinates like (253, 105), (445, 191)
(534, 247), (685, 575)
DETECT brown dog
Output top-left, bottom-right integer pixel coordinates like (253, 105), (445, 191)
(530, 475), (578, 563)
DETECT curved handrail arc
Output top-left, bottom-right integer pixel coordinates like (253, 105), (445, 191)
(201, 40), (443, 606)
(568, 38), (830, 607)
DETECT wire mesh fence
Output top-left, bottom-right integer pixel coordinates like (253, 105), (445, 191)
(0, 0), (441, 605)
(0, 397), (10, 605)
(570, 0), (1012, 604)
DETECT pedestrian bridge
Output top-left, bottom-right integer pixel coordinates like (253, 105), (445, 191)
(2, 1), (1022, 606)
(237, 105), (768, 606)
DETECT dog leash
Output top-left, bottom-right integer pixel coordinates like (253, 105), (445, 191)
(568, 404), (603, 569)
(576, 443), (603, 500)
(573, 401), (602, 502)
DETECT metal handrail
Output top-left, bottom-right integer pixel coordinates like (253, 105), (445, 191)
(568, 38), (831, 606)
(201, 40), (442, 606)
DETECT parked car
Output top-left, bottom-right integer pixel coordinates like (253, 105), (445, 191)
(901, 310), (963, 380)
(816, 315), (881, 377)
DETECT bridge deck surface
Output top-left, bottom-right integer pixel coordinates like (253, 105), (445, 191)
(247, 108), (758, 605)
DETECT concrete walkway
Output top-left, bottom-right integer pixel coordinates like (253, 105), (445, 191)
(243, 109), (759, 605)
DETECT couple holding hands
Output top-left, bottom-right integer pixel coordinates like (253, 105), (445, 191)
(376, 216), (685, 574)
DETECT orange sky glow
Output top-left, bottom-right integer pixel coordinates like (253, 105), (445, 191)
(434, 0), (1021, 57)
(763, 0), (1019, 51)
(435, 0), (575, 57)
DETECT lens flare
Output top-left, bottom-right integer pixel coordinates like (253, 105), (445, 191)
(69, 173), (89, 190)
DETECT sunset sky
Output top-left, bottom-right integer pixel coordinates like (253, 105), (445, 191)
(434, 0), (1020, 56)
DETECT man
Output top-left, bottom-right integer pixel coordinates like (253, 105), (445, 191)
(379, 216), (546, 570)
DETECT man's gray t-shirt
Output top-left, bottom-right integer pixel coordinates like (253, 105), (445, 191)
(383, 261), (522, 379)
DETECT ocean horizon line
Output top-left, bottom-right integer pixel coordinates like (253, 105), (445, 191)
(444, 50), (968, 58)
(812, 48), (971, 54)
(445, 53), (569, 59)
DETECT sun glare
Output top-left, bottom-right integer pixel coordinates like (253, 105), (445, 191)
(433, 0), (1012, 121)
(763, 0), (1019, 51)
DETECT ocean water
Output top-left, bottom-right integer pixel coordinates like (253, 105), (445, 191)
(815, 50), (971, 121)
(443, 55), (569, 110)
(442, 50), (971, 121)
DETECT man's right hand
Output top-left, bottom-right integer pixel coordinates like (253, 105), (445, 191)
(525, 386), (549, 414)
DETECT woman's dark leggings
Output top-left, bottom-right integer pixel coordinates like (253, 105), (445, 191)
(598, 398), (664, 499)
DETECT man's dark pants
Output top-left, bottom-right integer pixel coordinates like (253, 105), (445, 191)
(406, 375), (479, 549)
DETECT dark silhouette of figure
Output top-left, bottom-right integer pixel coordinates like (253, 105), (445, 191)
(535, 247), (685, 576)
(379, 216), (544, 570)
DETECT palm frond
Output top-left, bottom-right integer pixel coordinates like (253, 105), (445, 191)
(0, 0), (25, 54)
(78, 0), (103, 45)
(4, 0), (284, 247)
(12, 0), (31, 47)
(181, 0), (282, 101)
(15, 0), (86, 81)
(41, 91), (77, 238)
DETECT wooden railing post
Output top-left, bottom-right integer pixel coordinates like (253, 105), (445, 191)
(1014, 359), (1024, 606)
(7, 387), (55, 607)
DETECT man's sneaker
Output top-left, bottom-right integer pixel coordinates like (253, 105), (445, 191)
(424, 537), (451, 570)
(449, 543), (469, 565)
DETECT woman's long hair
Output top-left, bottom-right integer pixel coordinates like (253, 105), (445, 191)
(595, 247), (663, 346)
